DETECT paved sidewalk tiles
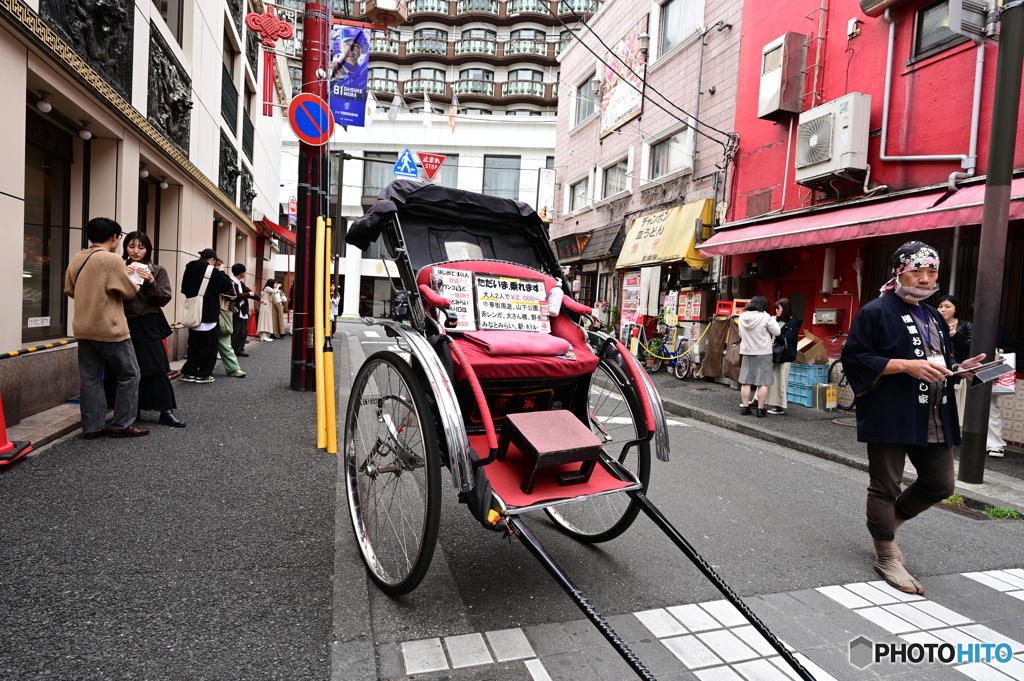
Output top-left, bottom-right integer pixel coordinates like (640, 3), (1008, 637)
(391, 571), (1024, 680)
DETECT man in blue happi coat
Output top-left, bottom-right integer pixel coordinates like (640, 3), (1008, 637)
(842, 242), (985, 594)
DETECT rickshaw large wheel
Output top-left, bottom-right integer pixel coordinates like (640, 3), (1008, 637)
(543, 359), (651, 543)
(345, 351), (441, 596)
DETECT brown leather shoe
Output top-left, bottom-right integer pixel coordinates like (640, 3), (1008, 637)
(107, 425), (150, 438)
(81, 429), (110, 440)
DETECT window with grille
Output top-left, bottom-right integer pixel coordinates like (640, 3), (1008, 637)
(482, 155), (521, 200)
(914, 0), (963, 58)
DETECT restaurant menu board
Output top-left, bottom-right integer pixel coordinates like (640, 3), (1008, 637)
(474, 274), (550, 333)
(620, 271), (641, 334)
(663, 291), (679, 326)
(430, 268), (476, 331)
(677, 290), (704, 321)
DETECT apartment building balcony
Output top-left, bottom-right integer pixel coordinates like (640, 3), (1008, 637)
(367, 76), (555, 103)
(369, 37), (400, 54)
(404, 0), (592, 26)
(404, 78), (449, 96)
(501, 79), (545, 97)
(369, 38), (558, 64)
(368, 77), (399, 94)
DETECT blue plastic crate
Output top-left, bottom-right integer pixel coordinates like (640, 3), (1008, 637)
(786, 383), (815, 407)
(788, 363), (829, 387)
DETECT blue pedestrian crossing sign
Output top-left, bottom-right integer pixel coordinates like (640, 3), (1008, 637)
(393, 148), (419, 178)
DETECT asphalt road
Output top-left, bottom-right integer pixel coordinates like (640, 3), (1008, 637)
(337, 321), (1024, 649)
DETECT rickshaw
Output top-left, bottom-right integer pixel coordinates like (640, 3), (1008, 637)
(343, 181), (815, 681)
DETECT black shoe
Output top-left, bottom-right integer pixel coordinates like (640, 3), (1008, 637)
(756, 408), (767, 418)
(740, 406), (752, 416)
(159, 410), (187, 428)
(236, 351), (250, 357)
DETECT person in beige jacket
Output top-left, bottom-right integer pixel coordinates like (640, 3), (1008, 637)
(64, 217), (149, 439)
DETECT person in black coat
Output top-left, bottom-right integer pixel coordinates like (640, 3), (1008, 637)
(180, 249), (233, 383)
(766, 298), (801, 415)
(842, 242), (984, 595)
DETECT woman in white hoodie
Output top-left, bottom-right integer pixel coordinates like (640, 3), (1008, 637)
(738, 295), (781, 417)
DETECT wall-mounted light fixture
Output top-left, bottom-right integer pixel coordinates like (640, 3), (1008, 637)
(215, 219), (224, 228)
(139, 163), (149, 179)
(159, 176), (169, 189)
(78, 121), (92, 140)
(36, 91), (52, 113)
(638, 32), (650, 56)
(590, 74), (602, 95)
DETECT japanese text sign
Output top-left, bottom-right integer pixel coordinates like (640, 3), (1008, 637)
(430, 268), (476, 331)
(474, 274), (550, 333)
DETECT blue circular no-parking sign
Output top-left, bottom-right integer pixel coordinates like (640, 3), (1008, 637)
(288, 94), (334, 145)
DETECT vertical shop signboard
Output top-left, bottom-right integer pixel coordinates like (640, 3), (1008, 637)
(663, 291), (678, 326)
(620, 270), (641, 337)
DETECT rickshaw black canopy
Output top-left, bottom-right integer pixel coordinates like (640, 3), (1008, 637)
(347, 180), (560, 275)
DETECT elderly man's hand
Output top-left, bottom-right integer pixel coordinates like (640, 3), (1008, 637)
(900, 359), (953, 382)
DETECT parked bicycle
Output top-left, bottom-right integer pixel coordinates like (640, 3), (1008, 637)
(825, 331), (855, 410)
(641, 337), (695, 379)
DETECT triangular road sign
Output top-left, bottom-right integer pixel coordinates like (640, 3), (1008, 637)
(417, 153), (447, 181)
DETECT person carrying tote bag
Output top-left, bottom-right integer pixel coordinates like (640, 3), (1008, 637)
(767, 298), (802, 415)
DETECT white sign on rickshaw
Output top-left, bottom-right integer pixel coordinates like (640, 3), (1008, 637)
(474, 274), (550, 333)
(430, 267), (476, 331)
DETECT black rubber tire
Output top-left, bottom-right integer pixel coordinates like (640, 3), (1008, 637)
(344, 351), (442, 596)
(543, 358), (651, 543)
(672, 355), (692, 380)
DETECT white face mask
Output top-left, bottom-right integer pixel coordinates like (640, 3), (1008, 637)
(895, 284), (938, 302)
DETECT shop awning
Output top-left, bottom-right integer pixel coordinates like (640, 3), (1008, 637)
(579, 223), (624, 261)
(615, 199), (713, 270)
(259, 216), (297, 248)
(699, 177), (1024, 256)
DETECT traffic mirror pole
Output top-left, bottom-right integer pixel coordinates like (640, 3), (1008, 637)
(959, 2), (1024, 483)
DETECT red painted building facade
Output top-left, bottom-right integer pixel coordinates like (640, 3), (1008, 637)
(701, 0), (1024, 345)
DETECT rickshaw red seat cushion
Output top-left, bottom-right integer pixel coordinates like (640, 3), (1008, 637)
(461, 330), (570, 356)
(418, 261), (600, 380)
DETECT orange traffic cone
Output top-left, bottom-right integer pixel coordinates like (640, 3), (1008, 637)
(0, 393), (32, 465)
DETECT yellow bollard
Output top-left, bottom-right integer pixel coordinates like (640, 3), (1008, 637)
(323, 224), (338, 455)
(314, 216), (327, 449)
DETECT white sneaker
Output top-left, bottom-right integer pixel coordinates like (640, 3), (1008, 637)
(767, 407), (785, 415)
(988, 449), (1005, 458)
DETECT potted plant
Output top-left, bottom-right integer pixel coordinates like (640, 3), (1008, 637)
(645, 335), (665, 372)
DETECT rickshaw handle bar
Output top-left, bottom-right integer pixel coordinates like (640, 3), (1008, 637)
(629, 492), (818, 681)
(508, 516), (658, 681)
(418, 284), (450, 309)
(561, 296), (592, 316)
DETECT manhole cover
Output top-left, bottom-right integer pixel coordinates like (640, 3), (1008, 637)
(832, 417), (857, 427)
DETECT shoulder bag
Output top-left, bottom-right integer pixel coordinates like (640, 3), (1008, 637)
(181, 265), (213, 329)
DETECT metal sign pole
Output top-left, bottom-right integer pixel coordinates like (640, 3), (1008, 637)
(292, 2), (330, 391)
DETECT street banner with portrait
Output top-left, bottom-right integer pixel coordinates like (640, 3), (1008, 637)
(600, 16), (648, 138)
(329, 24), (371, 128)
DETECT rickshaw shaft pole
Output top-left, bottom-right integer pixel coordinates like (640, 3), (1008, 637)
(629, 492), (817, 681)
(507, 517), (657, 681)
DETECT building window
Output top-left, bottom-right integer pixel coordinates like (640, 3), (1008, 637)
(415, 27), (449, 38)
(660, 0), (701, 55)
(483, 155), (521, 200)
(650, 130), (690, 179)
(433, 153), (459, 188)
(914, 0), (962, 57)
(152, 0), (184, 44)
(575, 73), (595, 125)
(363, 151), (398, 196)
(508, 68), (544, 82)
(459, 107), (492, 115)
(569, 177), (589, 211)
(510, 28), (546, 40)
(411, 67), (446, 81)
(459, 68), (494, 81)
(546, 156), (555, 169)
(369, 67), (399, 80)
(409, 106), (446, 114)
(603, 159), (628, 197)
(507, 109), (542, 116)
(462, 28), (497, 40)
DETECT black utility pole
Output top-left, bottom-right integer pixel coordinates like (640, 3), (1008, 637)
(959, 3), (1024, 483)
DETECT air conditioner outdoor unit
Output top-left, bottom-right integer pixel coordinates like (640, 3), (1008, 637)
(795, 92), (871, 188)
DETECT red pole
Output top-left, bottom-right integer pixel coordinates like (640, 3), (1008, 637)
(291, 2), (330, 391)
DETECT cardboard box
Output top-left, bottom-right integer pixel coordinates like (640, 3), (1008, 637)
(796, 330), (830, 366)
(814, 383), (837, 411)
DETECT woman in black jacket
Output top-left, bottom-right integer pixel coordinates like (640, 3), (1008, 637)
(766, 298), (802, 415)
(935, 295), (972, 363)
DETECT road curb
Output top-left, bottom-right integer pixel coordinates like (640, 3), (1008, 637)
(662, 398), (1024, 514)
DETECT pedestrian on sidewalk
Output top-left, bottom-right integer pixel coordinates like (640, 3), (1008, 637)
(64, 217), (148, 438)
(766, 299), (801, 416)
(330, 283), (340, 337)
(257, 279), (277, 341)
(967, 302), (1019, 459)
(842, 241), (984, 595)
(104, 231), (184, 428)
(272, 282), (287, 338)
(230, 264), (260, 357)
(180, 249), (233, 383)
(936, 295), (971, 425)
(738, 296), (780, 418)
(214, 259), (245, 378)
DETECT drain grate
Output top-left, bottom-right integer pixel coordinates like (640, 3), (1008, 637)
(937, 503), (991, 520)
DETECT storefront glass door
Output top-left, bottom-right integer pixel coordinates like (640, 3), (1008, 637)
(23, 141), (71, 341)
